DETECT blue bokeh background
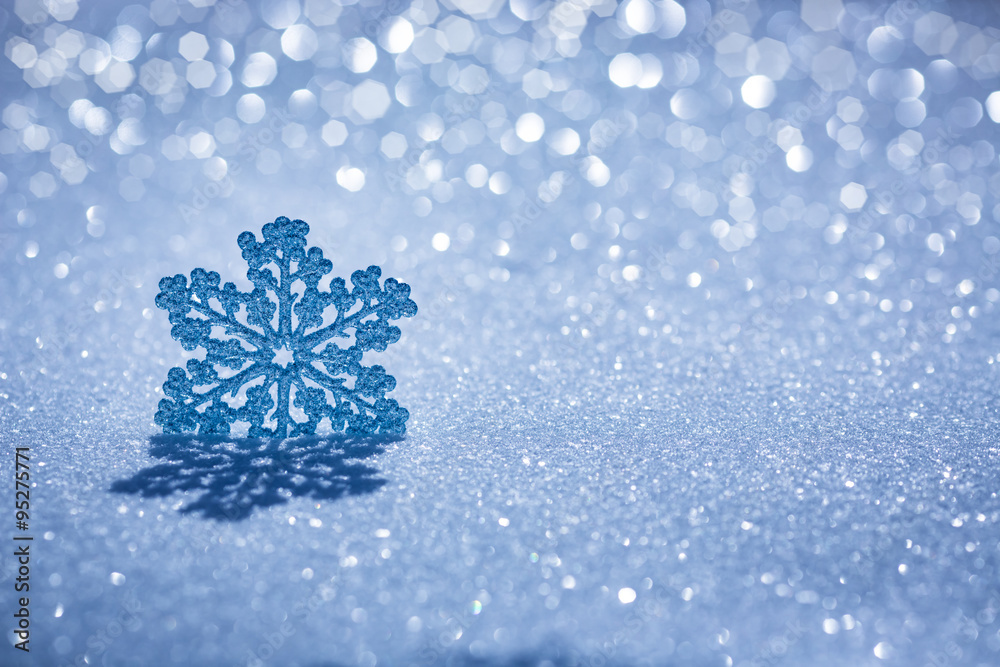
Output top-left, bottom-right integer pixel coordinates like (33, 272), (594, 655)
(3, 0), (1000, 665)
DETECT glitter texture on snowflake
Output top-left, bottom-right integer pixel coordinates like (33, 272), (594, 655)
(154, 216), (417, 437)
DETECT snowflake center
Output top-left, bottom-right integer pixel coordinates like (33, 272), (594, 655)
(272, 344), (295, 369)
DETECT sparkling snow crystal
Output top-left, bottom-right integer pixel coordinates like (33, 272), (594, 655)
(154, 216), (417, 437)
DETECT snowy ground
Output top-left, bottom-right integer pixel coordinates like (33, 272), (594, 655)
(3, 1), (1000, 665)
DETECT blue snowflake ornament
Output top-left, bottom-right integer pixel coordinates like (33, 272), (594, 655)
(154, 216), (417, 438)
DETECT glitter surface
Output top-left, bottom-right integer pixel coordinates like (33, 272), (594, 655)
(2, 1), (1000, 665)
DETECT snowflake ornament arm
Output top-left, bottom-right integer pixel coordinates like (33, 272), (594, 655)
(154, 216), (417, 438)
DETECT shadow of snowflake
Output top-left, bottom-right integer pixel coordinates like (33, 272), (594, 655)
(111, 434), (395, 521)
